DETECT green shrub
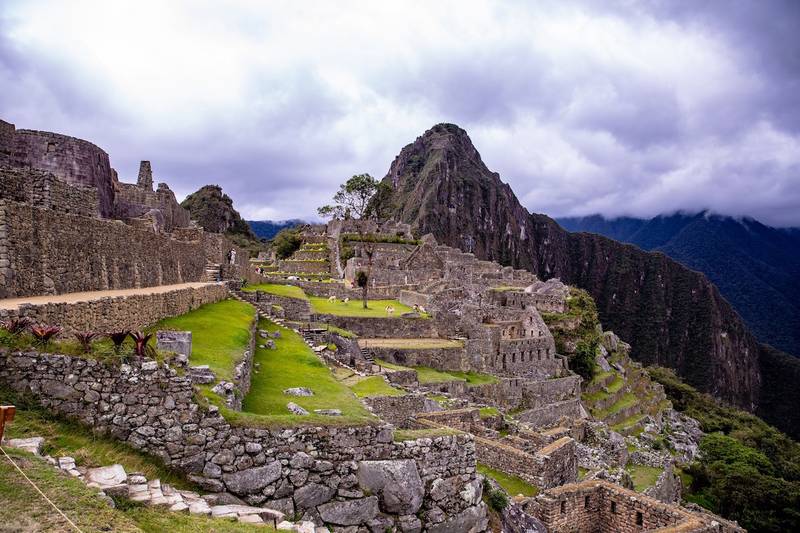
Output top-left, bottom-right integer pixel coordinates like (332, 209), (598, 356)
(272, 228), (303, 259)
(487, 489), (509, 512)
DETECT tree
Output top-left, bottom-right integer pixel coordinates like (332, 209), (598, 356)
(272, 228), (303, 259)
(318, 174), (380, 308)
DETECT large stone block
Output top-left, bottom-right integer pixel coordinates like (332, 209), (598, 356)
(317, 496), (379, 525)
(156, 330), (192, 358)
(222, 461), (282, 495)
(357, 460), (424, 514)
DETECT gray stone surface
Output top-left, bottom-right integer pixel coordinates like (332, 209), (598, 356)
(293, 482), (335, 509)
(287, 402), (309, 416)
(221, 462), (282, 494)
(357, 460), (424, 514)
(317, 496), (379, 525)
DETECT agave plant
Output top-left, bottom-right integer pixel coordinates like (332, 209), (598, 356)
(1, 317), (32, 336)
(74, 331), (99, 354)
(30, 325), (62, 347)
(129, 331), (155, 358)
(108, 330), (130, 353)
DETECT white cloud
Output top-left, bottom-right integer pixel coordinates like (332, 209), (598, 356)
(0, 0), (798, 225)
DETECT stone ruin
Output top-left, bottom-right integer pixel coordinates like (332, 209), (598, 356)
(0, 118), (254, 299)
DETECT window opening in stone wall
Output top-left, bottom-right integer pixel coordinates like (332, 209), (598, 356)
(636, 511), (643, 526)
(560, 500), (566, 514)
(610, 501), (616, 514)
(584, 495), (590, 508)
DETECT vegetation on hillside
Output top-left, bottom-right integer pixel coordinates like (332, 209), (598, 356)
(542, 287), (599, 380)
(649, 366), (800, 533)
(271, 227), (303, 259)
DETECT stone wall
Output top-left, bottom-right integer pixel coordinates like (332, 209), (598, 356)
(114, 181), (191, 232)
(473, 434), (577, 490)
(416, 408), (483, 433)
(312, 315), (440, 338)
(526, 480), (744, 533)
(0, 283), (227, 334)
(0, 200), (211, 298)
(0, 124), (116, 217)
(237, 291), (312, 321)
(368, 345), (469, 372)
(516, 398), (584, 429)
(0, 166), (99, 218)
(0, 351), (487, 531)
(363, 394), (439, 427)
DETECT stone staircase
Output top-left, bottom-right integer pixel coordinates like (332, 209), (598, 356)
(203, 262), (221, 282)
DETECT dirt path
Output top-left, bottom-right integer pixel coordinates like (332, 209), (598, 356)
(0, 282), (218, 310)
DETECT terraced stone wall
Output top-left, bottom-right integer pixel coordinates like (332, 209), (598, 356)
(312, 315), (440, 338)
(0, 200), (210, 298)
(0, 283), (227, 334)
(0, 351), (487, 531)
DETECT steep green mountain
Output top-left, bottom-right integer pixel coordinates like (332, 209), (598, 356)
(559, 213), (800, 358)
(181, 185), (259, 241)
(246, 219), (305, 240)
(377, 122), (800, 438)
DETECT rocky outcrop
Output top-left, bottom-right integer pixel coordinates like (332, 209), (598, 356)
(181, 184), (258, 240)
(378, 123), (800, 437)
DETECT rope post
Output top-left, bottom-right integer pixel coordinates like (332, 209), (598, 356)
(0, 405), (16, 443)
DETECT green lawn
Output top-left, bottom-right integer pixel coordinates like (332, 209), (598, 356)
(348, 376), (406, 398)
(594, 392), (638, 420)
(241, 283), (308, 300)
(240, 319), (374, 426)
(0, 447), (142, 533)
(0, 447), (271, 533)
(627, 464), (663, 492)
(151, 299), (254, 381)
(479, 406), (501, 418)
(376, 359), (497, 386)
(0, 387), (192, 489)
(477, 464), (539, 497)
(309, 297), (426, 318)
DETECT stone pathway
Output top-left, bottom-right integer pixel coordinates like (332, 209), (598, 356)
(0, 282), (219, 310)
(2, 437), (322, 532)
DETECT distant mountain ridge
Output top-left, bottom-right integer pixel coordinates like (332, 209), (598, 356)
(558, 213), (800, 358)
(246, 219), (306, 240)
(376, 122), (800, 438)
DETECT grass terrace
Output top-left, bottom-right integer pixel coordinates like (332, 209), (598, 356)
(477, 464), (539, 497)
(241, 283), (309, 300)
(309, 297), (427, 318)
(151, 299), (254, 381)
(239, 319), (375, 426)
(626, 464), (663, 492)
(376, 359), (497, 386)
(393, 427), (462, 442)
(348, 376), (406, 398)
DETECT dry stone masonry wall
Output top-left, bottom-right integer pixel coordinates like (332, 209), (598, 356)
(0, 351), (487, 531)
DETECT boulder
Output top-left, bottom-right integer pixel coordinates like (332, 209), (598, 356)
(426, 504), (487, 533)
(4, 436), (45, 455)
(156, 330), (192, 358)
(85, 464), (127, 488)
(293, 482), (335, 509)
(313, 409), (341, 416)
(284, 387), (314, 397)
(317, 496), (379, 525)
(287, 402), (309, 416)
(357, 460), (424, 514)
(221, 461), (282, 494)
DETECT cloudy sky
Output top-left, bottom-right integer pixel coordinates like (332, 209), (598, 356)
(1, 1), (799, 226)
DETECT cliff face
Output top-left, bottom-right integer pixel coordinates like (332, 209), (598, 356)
(380, 123), (776, 423)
